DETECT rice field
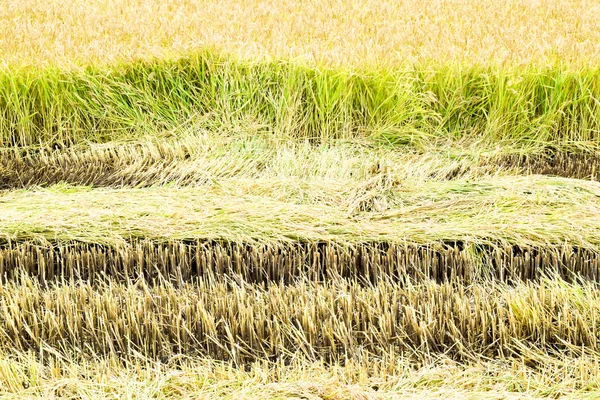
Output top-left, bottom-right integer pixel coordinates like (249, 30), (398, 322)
(3, 0), (600, 398)
(3, 0), (600, 68)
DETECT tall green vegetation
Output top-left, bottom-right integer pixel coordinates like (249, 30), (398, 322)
(1, 54), (600, 152)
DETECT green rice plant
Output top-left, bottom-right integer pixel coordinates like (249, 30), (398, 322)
(1, 54), (600, 152)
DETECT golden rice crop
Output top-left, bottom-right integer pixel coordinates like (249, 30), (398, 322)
(2, 0), (600, 68)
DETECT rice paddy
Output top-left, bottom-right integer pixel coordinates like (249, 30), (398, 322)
(3, 0), (600, 68)
(3, 0), (600, 398)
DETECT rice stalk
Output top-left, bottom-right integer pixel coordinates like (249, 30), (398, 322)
(0, 240), (598, 286)
(2, 56), (600, 152)
(3, 0), (600, 68)
(2, 348), (600, 399)
(0, 276), (598, 364)
(2, 134), (600, 190)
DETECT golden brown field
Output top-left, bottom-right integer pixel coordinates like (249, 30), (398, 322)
(1, 0), (600, 399)
(2, 0), (600, 68)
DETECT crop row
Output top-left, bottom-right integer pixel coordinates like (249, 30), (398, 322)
(0, 276), (598, 364)
(2, 55), (600, 151)
(0, 240), (597, 285)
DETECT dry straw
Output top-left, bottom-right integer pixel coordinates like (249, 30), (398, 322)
(0, 276), (598, 365)
(1, 174), (600, 249)
(1, 350), (600, 398)
(3, 132), (600, 190)
(0, 240), (597, 285)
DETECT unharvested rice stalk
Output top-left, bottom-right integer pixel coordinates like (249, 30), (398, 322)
(0, 277), (598, 364)
(2, 55), (600, 151)
(0, 240), (598, 285)
(2, 0), (600, 68)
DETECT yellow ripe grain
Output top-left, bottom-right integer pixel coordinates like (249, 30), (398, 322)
(1, 0), (600, 68)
